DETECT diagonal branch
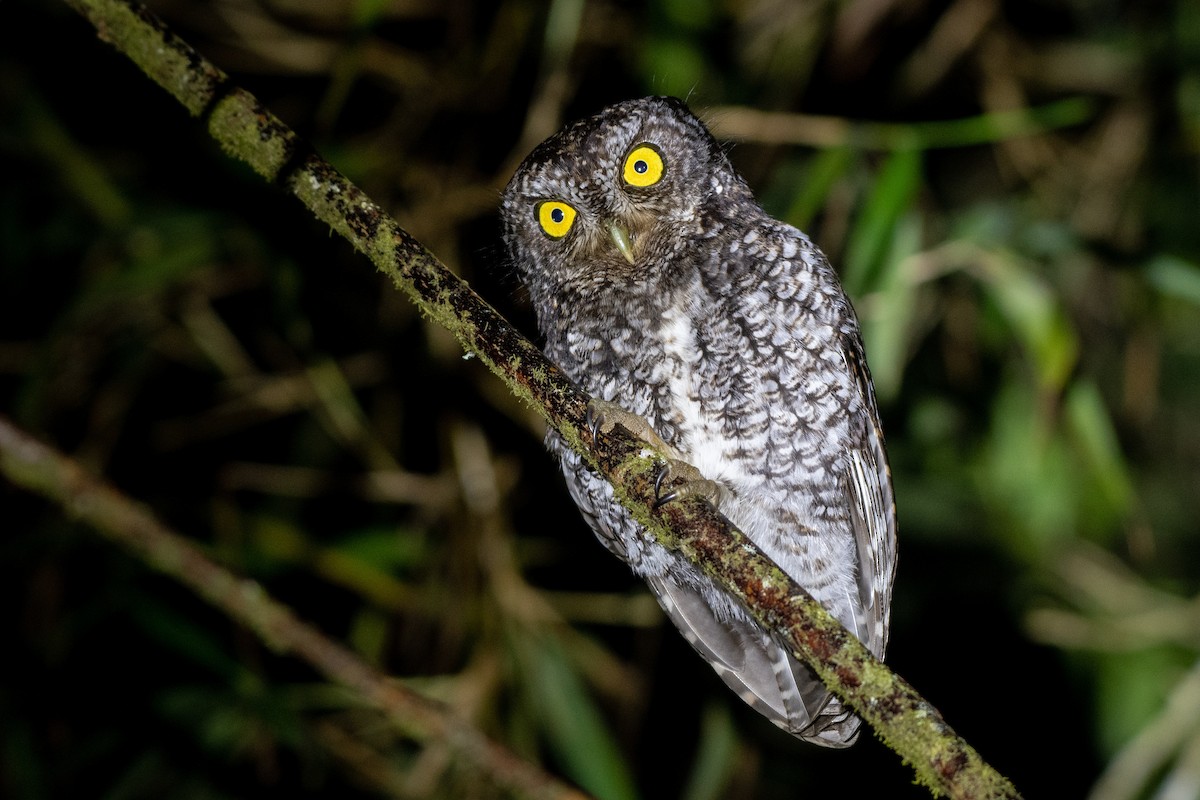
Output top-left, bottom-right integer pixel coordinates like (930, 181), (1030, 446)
(47, 1), (1020, 797)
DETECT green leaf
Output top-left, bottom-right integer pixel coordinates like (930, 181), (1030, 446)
(974, 253), (1078, 392)
(1147, 255), (1200, 307)
(908, 98), (1096, 149)
(351, 0), (393, 28)
(1095, 649), (1189, 756)
(859, 211), (922, 401)
(517, 633), (639, 800)
(842, 148), (922, 296)
(659, 0), (716, 29)
(73, 213), (226, 315)
(347, 607), (391, 666)
(332, 525), (430, 571)
(1064, 381), (1134, 524)
(782, 146), (854, 231)
(128, 597), (241, 678)
(248, 518), (419, 611)
(975, 380), (1077, 555)
(641, 37), (709, 99)
(681, 704), (739, 800)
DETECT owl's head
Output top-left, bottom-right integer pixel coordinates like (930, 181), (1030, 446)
(501, 96), (752, 301)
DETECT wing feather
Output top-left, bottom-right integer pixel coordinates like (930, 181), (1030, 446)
(647, 574), (861, 747)
(842, 337), (898, 659)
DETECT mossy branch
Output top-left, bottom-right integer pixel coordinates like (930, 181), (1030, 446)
(43, 1), (1021, 797)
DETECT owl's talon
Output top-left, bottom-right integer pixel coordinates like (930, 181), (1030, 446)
(585, 401), (608, 444)
(652, 459), (721, 510)
(653, 461), (671, 497)
(653, 488), (679, 509)
(653, 462), (683, 508)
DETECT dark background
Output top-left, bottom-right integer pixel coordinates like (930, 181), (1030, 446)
(3, 0), (1198, 798)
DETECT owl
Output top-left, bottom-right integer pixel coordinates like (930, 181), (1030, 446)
(500, 96), (896, 747)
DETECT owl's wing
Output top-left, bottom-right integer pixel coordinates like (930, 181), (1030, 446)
(647, 573), (861, 747)
(842, 334), (898, 659)
(554, 422), (864, 746)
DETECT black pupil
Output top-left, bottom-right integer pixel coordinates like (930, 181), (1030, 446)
(634, 160), (648, 174)
(551, 208), (564, 223)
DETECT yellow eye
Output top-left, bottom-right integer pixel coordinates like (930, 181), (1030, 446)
(537, 201), (577, 238)
(623, 144), (665, 187)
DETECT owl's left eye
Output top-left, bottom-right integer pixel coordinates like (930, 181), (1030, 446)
(537, 201), (577, 238)
(623, 144), (665, 187)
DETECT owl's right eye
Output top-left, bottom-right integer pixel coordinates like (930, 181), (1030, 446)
(537, 201), (577, 239)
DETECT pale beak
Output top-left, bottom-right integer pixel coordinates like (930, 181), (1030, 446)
(607, 221), (636, 264)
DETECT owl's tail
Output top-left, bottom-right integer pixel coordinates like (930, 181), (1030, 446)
(647, 574), (862, 747)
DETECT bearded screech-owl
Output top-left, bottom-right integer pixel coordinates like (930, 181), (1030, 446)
(500, 96), (897, 747)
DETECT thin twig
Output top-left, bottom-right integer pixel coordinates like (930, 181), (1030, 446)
(704, 99), (1093, 150)
(48, 1), (1020, 797)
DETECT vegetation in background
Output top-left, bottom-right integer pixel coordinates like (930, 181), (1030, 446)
(2, 0), (1198, 797)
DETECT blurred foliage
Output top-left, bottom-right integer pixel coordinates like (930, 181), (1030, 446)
(2, 0), (1199, 798)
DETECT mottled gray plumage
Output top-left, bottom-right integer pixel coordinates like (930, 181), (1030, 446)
(501, 96), (897, 747)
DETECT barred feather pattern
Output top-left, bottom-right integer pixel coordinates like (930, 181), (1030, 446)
(501, 96), (897, 747)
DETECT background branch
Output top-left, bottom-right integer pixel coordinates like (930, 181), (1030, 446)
(0, 416), (589, 800)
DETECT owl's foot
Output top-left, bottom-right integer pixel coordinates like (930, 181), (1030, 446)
(586, 399), (677, 456)
(652, 460), (722, 509)
(585, 399), (721, 510)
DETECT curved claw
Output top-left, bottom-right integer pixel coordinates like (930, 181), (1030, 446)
(653, 491), (678, 510)
(651, 459), (723, 511)
(653, 462), (677, 508)
(585, 401), (607, 444)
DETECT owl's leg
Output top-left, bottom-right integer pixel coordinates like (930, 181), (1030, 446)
(585, 398), (722, 509)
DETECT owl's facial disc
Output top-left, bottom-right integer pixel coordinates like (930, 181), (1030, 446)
(599, 143), (666, 265)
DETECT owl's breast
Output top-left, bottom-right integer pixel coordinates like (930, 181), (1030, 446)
(544, 245), (857, 528)
(653, 269), (860, 532)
